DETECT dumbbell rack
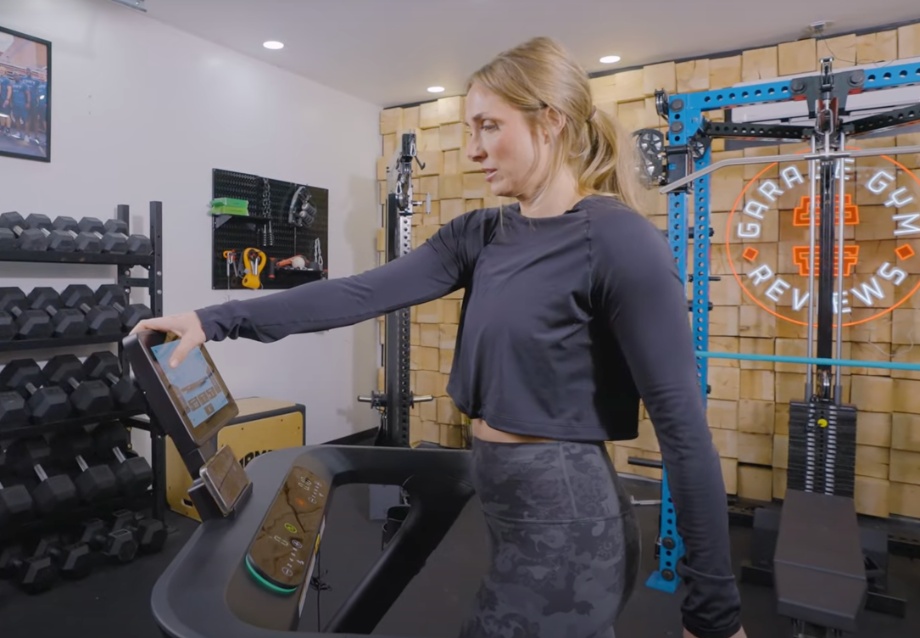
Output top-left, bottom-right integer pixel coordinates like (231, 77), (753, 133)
(0, 201), (167, 545)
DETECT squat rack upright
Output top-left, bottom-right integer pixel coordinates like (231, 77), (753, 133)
(637, 56), (920, 629)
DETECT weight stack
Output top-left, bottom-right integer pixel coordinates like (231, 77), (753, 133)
(787, 400), (857, 498)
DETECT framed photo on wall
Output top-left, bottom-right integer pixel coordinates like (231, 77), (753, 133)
(0, 25), (51, 162)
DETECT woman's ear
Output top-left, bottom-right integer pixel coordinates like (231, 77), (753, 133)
(543, 106), (567, 139)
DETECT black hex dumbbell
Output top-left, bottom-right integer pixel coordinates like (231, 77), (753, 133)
(76, 217), (128, 254)
(0, 388), (29, 431)
(25, 287), (89, 338)
(0, 310), (14, 340)
(83, 351), (146, 410)
(94, 285), (153, 331)
(92, 421), (152, 497)
(43, 354), (114, 416)
(127, 234), (152, 254)
(0, 211), (47, 250)
(111, 509), (167, 554)
(49, 430), (119, 504)
(77, 519), (137, 563)
(0, 287), (54, 339)
(51, 216), (102, 252)
(0, 227), (16, 250)
(23, 214), (76, 252)
(60, 284), (121, 335)
(6, 437), (79, 516)
(0, 476), (33, 528)
(0, 359), (72, 424)
(0, 544), (55, 594)
(32, 535), (92, 580)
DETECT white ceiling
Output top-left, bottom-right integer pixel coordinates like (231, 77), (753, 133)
(140, 0), (920, 108)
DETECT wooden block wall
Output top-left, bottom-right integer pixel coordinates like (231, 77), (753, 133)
(376, 23), (920, 520)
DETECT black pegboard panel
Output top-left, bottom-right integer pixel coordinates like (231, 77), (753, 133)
(211, 168), (329, 290)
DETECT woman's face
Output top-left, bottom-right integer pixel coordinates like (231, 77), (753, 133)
(464, 82), (551, 200)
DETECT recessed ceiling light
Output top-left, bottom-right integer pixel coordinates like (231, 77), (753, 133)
(427, 86), (445, 93)
(599, 55), (621, 64)
(263, 41), (284, 50)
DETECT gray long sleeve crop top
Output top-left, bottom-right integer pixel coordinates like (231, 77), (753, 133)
(194, 193), (742, 638)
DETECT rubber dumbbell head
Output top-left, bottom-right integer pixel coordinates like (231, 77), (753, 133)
(49, 430), (119, 503)
(0, 227), (15, 250)
(0, 359), (72, 424)
(93, 421), (153, 496)
(77, 217), (127, 254)
(78, 519), (137, 563)
(94, 284), (153, 330)
(51, 216), (102, 252)
(0, 545), (56, 594)
(0, 480), (33, 528)
(43, 354), (114, 416)
(0, 287), (54, 339)
(24, 213), (75, 252)
(6, 437), (79, 515)
(83, 351), (145, 410)
(0, 310), (16, 341)
(0, 211), (48, 250)
(24, 287), (88, 338)
(32, 535), (92, 580)
(0, 390), (29, 430)
(111, 509), (167, 553)
(60, 284), (121, 334)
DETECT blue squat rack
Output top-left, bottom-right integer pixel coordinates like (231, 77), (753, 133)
(642, 57), (920, 594)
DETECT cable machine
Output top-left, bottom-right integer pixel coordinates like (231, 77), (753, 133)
(358, 132), (433, 522)
(634, 57), (920, 636)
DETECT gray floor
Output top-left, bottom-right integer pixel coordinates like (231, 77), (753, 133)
(1, 477), (918, 638)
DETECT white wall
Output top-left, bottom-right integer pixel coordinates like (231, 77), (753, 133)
(0, 0), (382, 451)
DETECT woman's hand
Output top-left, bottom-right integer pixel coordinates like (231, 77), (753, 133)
(130, 311), (207, 368)
(683, 629), (747, 638)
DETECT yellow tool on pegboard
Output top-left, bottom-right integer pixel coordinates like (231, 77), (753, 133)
(241, 247), (267, 289)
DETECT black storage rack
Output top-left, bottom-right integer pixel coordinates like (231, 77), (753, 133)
(0, 201), (167, 541)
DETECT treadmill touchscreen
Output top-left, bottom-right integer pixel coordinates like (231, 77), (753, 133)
(150, 340), (229, 429)
(124, 330), (238, 450)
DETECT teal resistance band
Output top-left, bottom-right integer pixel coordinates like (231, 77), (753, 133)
(696, 351), (920, 372)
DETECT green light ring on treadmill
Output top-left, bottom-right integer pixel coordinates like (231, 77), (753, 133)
(244, 555), (298, 595)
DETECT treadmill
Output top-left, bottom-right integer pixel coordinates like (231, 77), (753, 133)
(124, 330), (475, 638)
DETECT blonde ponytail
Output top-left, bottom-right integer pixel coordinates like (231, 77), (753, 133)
(468, 36), (647, 214)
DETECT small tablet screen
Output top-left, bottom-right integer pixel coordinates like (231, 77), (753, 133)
(150, 340), (229, 429)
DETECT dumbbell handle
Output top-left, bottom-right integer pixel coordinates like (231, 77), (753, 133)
(33, 464), (50, 482)
(37, 302), (64, 317)
(113, 447), (127, 464)
(20, 381), (41, 397)
(60, 377), (82, 392)
(75, 455), (89, 473)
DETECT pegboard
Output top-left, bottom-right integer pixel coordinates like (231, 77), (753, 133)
(210, 168), (329, 290)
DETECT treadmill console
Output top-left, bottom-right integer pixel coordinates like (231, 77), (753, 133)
(124, 329), (325, 597)
(245, 465), (329, 595)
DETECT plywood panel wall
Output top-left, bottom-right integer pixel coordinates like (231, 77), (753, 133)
(376, 24), (920, 521)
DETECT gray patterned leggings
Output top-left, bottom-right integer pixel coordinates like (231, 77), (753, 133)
(458, 439), (642, 638)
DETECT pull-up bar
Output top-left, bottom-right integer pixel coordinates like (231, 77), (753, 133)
(660, 144), (920, 194)
(696, 350), (920, 372)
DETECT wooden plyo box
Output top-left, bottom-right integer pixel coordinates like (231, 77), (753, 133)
(166, 397), (305, 522)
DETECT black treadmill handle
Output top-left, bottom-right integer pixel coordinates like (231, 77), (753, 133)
(151, 445), (475, 638)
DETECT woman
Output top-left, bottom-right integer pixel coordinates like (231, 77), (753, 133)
(134, 36), (746, 638)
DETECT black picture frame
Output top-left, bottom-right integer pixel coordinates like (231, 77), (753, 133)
(0, 25), (51, 163)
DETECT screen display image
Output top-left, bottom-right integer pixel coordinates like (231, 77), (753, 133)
(0, 26), (50, 162)
(151, 341), (229, 429)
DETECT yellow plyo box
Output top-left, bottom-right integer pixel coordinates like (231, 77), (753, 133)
(166, 397), (305, 521)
